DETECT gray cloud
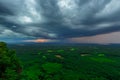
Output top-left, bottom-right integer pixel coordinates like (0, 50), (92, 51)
(1, 0), (120, 40)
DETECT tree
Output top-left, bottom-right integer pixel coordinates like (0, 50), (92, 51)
(0, 42), (22, 79)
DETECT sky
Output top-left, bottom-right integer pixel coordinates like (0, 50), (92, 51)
(0, 0), (120, 44)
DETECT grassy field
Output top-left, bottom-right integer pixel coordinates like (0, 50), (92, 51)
(9, 44), (120, 80)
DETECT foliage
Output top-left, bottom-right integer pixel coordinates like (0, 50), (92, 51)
(21, 64), (41, 80)
(42, 62), (62, 74)
(90, 57), (115, 63)
(8, 44), (120, 80)
(3, 68), (18, 80)
(0, 42), (22, 80)
(98, 54), (105, 57)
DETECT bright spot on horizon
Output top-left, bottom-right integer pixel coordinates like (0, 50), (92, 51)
(23, 39), (51, 43)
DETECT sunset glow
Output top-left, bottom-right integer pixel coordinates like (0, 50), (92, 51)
(24, 39), (50, 43)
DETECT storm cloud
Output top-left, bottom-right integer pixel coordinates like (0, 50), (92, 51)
(0, 0), (120, 41)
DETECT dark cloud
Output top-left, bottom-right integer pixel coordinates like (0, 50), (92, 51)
(1, 0), (120, 41)
(0, 3), (14, 15)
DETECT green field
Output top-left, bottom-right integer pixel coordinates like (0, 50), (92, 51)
(7, 44), (120, 80)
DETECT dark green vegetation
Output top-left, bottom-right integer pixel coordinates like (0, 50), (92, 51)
(0, 42), (22, 80)
(1, 43), (120, 80)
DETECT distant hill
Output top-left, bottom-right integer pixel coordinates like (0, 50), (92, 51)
(7, 41), (120, 47)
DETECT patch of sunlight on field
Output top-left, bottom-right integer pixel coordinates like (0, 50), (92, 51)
(90, 57), (115, 63)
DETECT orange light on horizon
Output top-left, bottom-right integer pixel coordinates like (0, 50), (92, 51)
(34, 39), (49, 43)
(23, 39), (50, 43)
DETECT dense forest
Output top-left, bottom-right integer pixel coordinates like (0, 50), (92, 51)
(1, 42), (120, 80)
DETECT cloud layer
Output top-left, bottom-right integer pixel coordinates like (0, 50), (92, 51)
(0, 0), (120, 42)
(69, 31), (120, 44)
